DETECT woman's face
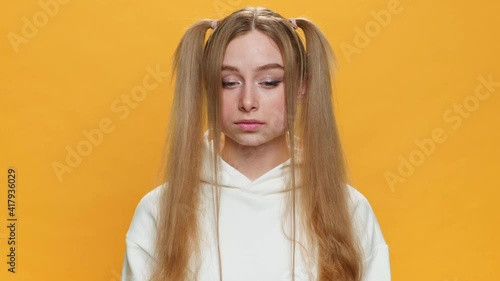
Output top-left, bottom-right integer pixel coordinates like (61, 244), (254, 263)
(220, 30), (287, 148)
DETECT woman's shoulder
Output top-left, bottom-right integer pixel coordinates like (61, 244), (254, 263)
(137, 183), (164, 210)
(122, 184), (165, 280)
(345, 184), (389, 261)
(134, 184), (164, 216)
(345, 184), (376, 215)
(125, 184), (165, 241)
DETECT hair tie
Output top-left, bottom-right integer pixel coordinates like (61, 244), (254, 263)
(289, 18), (298, 29)
(210, 20), (218, 30)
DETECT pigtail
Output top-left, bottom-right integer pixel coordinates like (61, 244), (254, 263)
(295, 18), (364, 281)
(153, 20), (212, 281)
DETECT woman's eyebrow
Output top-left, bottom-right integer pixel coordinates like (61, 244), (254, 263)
(221, 65), (239, 72)
(221, 63), (284, 72)
(256, 63), (284, 71)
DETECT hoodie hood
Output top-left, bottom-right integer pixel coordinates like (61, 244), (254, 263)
(199, 130), (293, 196)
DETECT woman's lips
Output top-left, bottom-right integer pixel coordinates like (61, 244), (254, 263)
(235, 120), (264, 131)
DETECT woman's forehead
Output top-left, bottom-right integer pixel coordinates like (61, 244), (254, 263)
(222, 31), (283, 68)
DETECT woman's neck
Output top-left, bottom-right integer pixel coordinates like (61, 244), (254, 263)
(221, 134), (290, 181)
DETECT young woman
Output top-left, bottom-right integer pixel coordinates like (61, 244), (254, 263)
(122, 7), (390, 281)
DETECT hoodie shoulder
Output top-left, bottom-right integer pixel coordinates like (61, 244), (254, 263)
(125, 183), (164, 246)
(346, 184), (391, 280)
(122, 184), (164, 281)
(346, 184), (389, 258)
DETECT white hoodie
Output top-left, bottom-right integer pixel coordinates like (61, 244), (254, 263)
(121, 133), (391, 281)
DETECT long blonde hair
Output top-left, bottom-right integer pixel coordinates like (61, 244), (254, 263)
(152, 7), (363, 281)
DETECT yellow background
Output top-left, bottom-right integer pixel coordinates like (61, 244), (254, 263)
(1, 0), (499, 280)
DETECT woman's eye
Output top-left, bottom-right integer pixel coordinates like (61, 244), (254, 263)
(222, 81), (239, 88)
(261, 81), (282, 88)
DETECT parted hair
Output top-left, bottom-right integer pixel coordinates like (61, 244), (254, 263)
(152, 6), (363, 281)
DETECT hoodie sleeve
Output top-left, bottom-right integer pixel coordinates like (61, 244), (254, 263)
(347, 185), (392, 281)
(121, 186), (163, 281)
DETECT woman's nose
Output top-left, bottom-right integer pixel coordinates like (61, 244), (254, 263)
(239, 84), (259, 112)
